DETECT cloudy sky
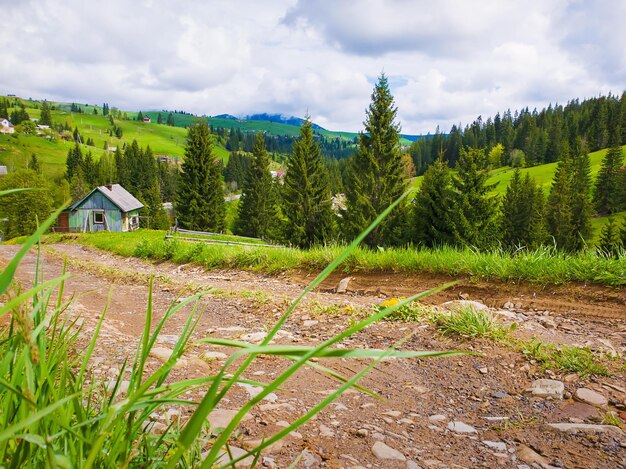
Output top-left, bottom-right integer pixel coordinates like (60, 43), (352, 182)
(0, 0), (624, 134)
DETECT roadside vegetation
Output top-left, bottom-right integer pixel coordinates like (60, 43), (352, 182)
(21, 229), (626, 287)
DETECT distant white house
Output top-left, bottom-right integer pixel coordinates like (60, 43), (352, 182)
(0, 118), (15, 134)
(143, 116), (151, 123)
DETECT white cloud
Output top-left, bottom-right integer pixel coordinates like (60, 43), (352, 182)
(0, 0), (623, 134)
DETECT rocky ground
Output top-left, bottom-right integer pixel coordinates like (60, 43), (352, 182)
(0, 243), (625, 469)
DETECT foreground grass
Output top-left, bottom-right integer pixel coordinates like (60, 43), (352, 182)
(23, 230), (626, 286)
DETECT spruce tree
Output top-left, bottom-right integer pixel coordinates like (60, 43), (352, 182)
(175, 121), (225, 231)
(282, 117), (335, 247)
(546, 142), (575, 250)
(27, 153), (41, 173)
(450, 147), (498, 249)
(235, 133), (279, 239)
(39, 100), (52, 126)
(597, 217), (622, 258)
(500, 170), (546, 250)
(412, 155), (456, 247)
(569, 141), (593, 251)
(344, 73), (407, 247)
(65, 143), (84, 181)
(594, 133), (624, 214)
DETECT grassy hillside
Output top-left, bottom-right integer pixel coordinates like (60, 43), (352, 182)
(0, 100), (229, 177)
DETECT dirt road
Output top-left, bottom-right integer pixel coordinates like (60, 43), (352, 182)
(0, 243), (625, 468)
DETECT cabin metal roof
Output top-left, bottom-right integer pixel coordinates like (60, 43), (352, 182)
(69, 184), (144, 212)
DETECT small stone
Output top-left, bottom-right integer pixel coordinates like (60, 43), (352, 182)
(319, 424), (334, 437)
(199, 351), (228, 361)
(371, 441), (406, 461)
(212, 446), (254, 468)
(478, 367), (488, 374)
(301, 449), (322, 468)
(544, 423), (624, 435)
(538, 317), (556, 329)
(575, 388), (608, 408)
(482, 440), (507, 452)
(503, 301), (514, 310)
(207, 409), (252, 432)
(516, 444), (549, 466)
(440, 300), (489, 311)
(428, 414), (447, 422)
(356, 428), (369, 438)
(240, 331), (268, 343)
(447, 421), (477, 433)
(336, 277), (351, 294)
(563, 373), (578, 383)
(302, 320), (319, 328)
(383, 410), (402, 418)
(406, 461), (422, 469)
(491, 392), (510, 399)
(526, 379), (564, 399)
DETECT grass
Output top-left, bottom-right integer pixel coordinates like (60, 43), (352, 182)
(23, 230), (626, 287)
(0, 190), (459, 467)
(520, 339), (609, 377)
(433, 306), (513, 340)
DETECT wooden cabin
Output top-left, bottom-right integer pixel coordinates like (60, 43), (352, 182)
(56, 184), (143, 233)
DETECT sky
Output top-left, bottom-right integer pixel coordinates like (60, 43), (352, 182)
(0, 0), (624, 135)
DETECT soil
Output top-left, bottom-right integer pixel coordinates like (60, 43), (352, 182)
(0, 243), (625, 469)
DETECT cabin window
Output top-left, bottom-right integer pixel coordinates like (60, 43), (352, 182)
(93, 211), (105, 224)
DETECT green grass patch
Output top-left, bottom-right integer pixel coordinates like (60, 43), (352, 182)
(433, 306), (512, 340)
(520, 339), (609, 377)
(26, 230), (626, 287)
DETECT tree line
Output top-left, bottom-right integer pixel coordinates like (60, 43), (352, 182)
(175, 74), (626, 256)
(409, 92), (626, 175)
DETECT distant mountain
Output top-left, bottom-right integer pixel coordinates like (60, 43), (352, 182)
(213, 114), (239, 120)
(245, 113), (326, 131)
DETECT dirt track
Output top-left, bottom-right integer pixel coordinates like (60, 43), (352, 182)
(0, 243), (625, 468)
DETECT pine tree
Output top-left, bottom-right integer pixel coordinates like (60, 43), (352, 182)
(175, 121), (225, 231)
(157, 113), (163, 124)
(27, 153), (41, 173)
(500, 170), (546, 249)
(39, 100), (52, 126)
(344, 73), (407, 247)
(65, 143), (84, 181)
(597, 217), (622, 258)
(167, 113), (175, 126)
(412, 155), (456, 247)
(137, 111), (144, 122)
(594, 130), (624, 214)
(569, 141), (593, 251)
(235, 133), (279, 239)
(450, 147), (498, 249)
(546, 141), (576, 250)
(282, 117), (335, 247)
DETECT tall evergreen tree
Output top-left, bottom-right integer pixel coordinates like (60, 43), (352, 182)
(594, 131), (624, 214)
(500, 169), (545, 249)
(344, 73), (407, 247)
(569, 141), (593, 251)
(167, 113), (175, 126)
(39, 100), (52, 126)
(65, 143), (84, 181)
(282, 117), (335, 247)
(412, 155), (456, 247)
(450, 147), (498, 249)
(175, 121), (225, 231)
(546, 141), (576, 250)
(235, 133), (279, 239)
